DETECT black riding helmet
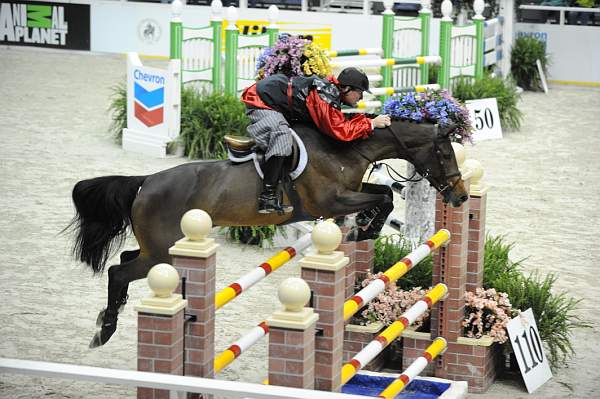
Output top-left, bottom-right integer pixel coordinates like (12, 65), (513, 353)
(337, 67), (372, 94)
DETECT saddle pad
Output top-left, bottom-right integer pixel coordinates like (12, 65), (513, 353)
(227, 129), (308, 181)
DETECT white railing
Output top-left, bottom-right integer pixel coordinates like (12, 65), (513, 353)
(519, 5), (600, 25)
(0, 358), (367, 399)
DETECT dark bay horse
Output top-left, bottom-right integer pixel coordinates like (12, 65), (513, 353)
(68, 119), (468, 348)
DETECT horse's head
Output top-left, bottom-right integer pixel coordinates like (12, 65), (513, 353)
(389, 121), (469, 207)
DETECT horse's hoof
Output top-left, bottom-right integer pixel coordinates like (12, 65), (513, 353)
(89, 322), (117, 349)
(96, 309), (106, 328)
(89, 331), (103, 348)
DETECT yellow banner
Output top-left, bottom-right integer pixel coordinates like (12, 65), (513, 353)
(222, 20), (332, 50)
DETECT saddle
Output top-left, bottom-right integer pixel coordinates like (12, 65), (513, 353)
(223, 129), (308, 181)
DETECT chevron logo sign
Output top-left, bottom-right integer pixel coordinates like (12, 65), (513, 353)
(133, 70), (165, 127)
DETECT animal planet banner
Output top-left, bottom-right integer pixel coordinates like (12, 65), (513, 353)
(0, 1), (90, 50)
(223, 20), (332, 50)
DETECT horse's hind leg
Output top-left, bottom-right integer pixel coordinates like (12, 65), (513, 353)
(117, 249), (140, 311)
(94, 249), (141, 328)
(89, 253), (156, 348)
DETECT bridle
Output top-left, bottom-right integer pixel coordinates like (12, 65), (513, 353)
(354, 123), (462, 197)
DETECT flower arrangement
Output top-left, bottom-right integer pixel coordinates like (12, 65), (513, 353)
(358, 272), (430, 329)
(462, 288), (514, 344)
(255, 34), (331, 80)
(301, 41), (331, 78)
(382, 91), (473, 143)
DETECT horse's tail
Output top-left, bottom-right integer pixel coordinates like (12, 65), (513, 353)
(66, 175), (148, 274)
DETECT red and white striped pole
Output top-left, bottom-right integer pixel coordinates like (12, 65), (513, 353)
(343, 229), (450, 321)
(378, 337), (448, 398)
(215, 233), (313, 309)
(214, 321), (269, 373)
(341, 283), (448, 385)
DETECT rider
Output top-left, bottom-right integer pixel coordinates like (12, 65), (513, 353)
(241, 67), (391, 214)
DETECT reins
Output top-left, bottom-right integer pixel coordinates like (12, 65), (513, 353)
(352, 123), (461, 194)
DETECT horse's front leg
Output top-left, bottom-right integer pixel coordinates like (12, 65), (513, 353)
(354, 183), (394, 230)
(330, 183), (394, 241)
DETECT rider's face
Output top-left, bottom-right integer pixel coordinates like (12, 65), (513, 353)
(342, 88), (363, 107)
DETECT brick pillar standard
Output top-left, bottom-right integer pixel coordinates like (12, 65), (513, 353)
(267, 278), (319, 390)
(299, 219), (348, 392)
(431, 180), (470, 344)
(465, 160), (489, 293)
(354, 239), (375, 282)
(338, 238), (357, 300)
(136, 263), (187, 399)
(168, 210), (219, 397)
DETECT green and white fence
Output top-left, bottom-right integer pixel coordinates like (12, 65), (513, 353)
(170, 0), (223, 93)
(169, 0), (504, 100)
(224, 5), (279, 96)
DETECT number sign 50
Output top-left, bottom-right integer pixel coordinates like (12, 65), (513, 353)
(473, 107), (495, 131)
(465, 98), (503, 142)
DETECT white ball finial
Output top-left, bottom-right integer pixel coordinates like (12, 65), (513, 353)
(180, 209), (212, 241)
(171, 0), (183, 17)
(278, 278), (311, 312)
(311, 219), (342, 255)
(211, 0), (223, 17)
(451, 142), (465, 167)
(441, 0), (453, 19)
(147, 263), (180, 298)
(226, 5), (238, 23)
(473, 0), (485, 17)
(268, 5), (279, 23)
(420, 0), (432, 11)
(383, 0), (394, 11)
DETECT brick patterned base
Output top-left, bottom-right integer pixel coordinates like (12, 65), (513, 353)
(343, 327), (385, 372)
(137, 312), (184, 399)
(269, 327), (316, 390)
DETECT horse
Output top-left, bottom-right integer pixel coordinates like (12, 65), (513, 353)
(67, 119), (468, 348)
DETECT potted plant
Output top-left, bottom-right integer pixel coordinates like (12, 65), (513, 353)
(510, 36), (550, 91)
(452, 73), (524, 131)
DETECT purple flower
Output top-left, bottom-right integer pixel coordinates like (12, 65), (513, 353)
(383, 90), (473, 143)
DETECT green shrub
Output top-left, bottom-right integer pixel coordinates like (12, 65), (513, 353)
(452, 74), (524, 130)
(107, 82), (127, 143)
(492, 271), (591, 370)
(482, 234), (591, 370)
(482, 234), (525, 288)
(427, 64), (439, 85)
(180, 88), (250, 159)
(510, 36), (550, 91)
(226, 225), (279, 247)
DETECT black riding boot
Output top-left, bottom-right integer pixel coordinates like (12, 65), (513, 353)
(258, 156), (293, 214)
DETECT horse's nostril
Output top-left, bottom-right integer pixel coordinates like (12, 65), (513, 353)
(460, 195), (468, 203)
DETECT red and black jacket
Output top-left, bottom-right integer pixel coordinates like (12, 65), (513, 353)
(241, 74), (373, 142)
